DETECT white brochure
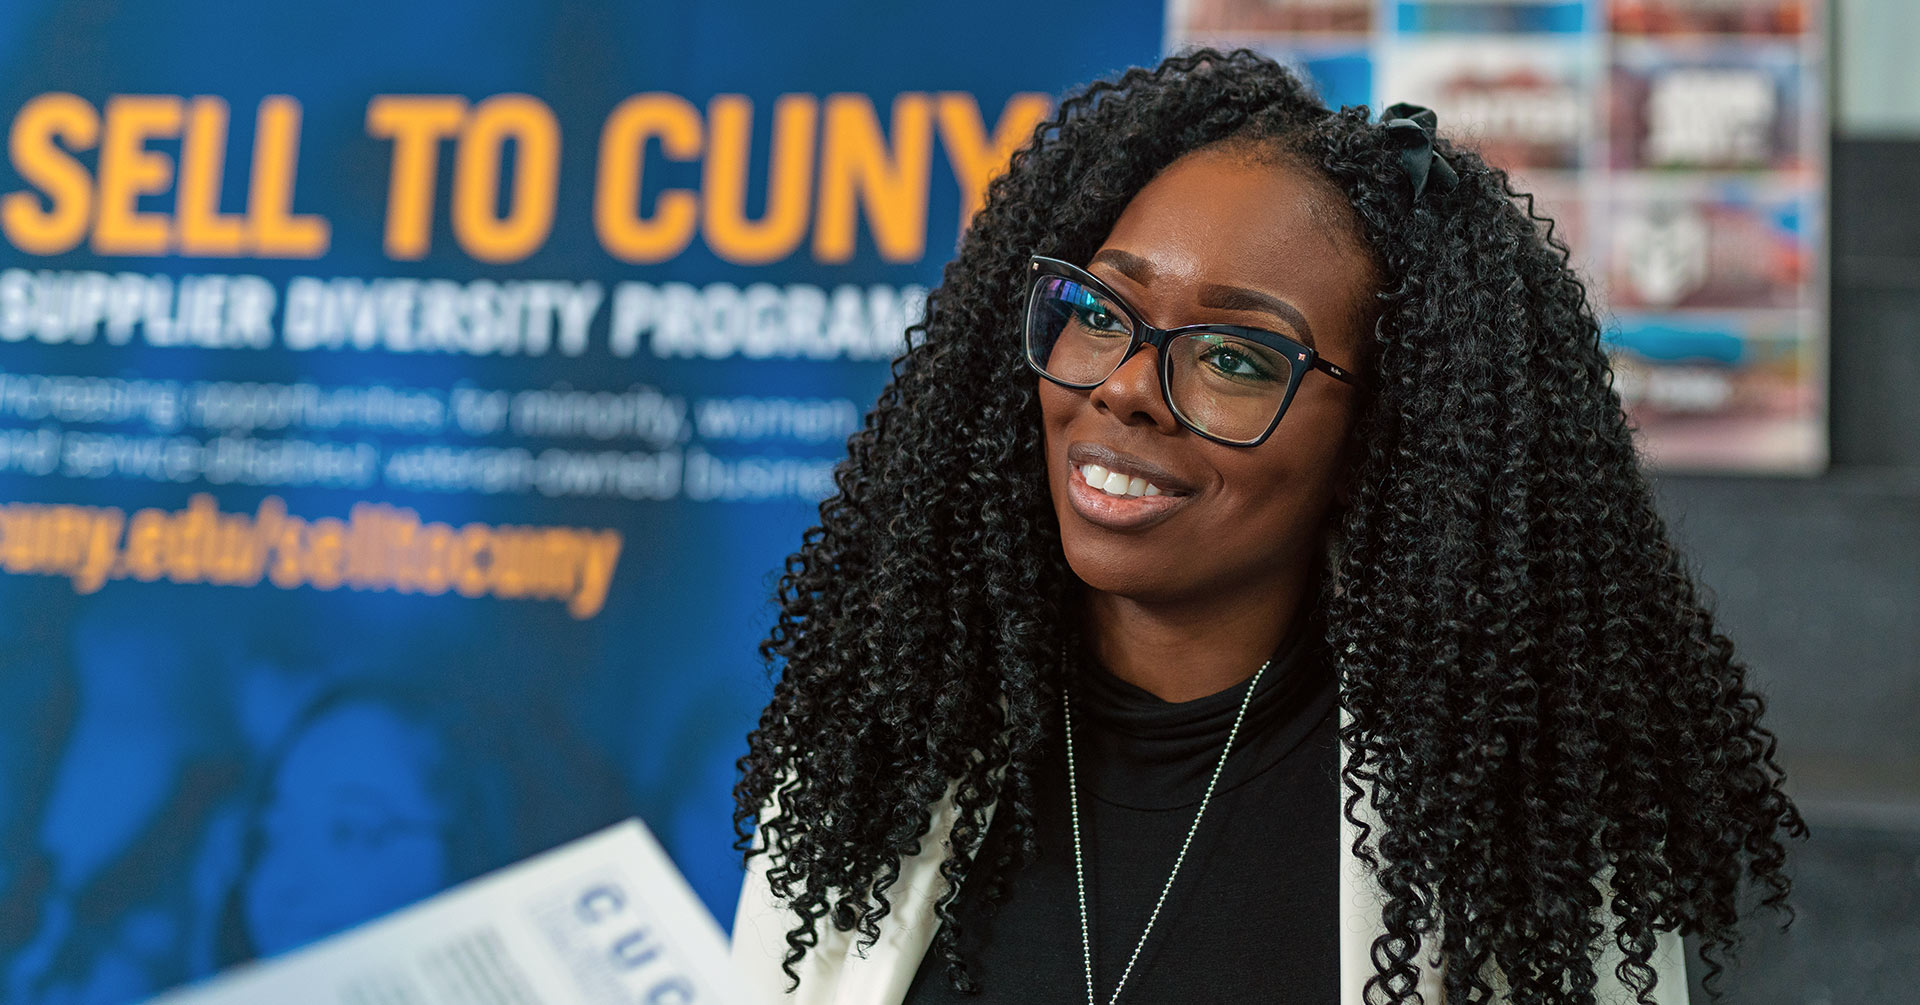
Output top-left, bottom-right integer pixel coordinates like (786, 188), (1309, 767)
(150, 818), (754, 1004)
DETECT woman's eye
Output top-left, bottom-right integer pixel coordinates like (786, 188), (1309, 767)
(1200, 344), (1277, 381)
(1071, 304), (1128, 335)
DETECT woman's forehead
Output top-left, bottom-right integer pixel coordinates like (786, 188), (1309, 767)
(1095, 149), (1379, 348)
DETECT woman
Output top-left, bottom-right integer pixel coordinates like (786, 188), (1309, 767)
(732, 49), (1803, 1004)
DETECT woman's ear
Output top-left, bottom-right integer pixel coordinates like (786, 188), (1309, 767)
(1329, 399), (1367, 510)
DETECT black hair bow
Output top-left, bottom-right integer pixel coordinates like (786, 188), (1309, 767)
(1381, 102), (1458, 202)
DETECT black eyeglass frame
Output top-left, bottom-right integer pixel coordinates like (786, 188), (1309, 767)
(1023, 254), (1366, 447)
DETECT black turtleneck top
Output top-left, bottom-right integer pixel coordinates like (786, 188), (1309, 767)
(903, 608), (1340, 1004)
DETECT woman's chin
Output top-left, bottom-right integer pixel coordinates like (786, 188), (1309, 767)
(1061, 546), (1191, 602)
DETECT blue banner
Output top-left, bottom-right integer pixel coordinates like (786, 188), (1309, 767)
(0, 3), (1160, 1000)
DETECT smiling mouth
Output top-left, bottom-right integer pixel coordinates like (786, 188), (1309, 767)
(1064, 442), (1195, 493)
(1077, 462), (1166, 498)
(1063, 458), (1191, 531)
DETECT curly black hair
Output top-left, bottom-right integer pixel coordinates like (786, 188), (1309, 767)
(734, 48), (1805, 1004)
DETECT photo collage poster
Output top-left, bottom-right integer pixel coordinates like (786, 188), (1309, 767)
(1167, 0), (1827, 472)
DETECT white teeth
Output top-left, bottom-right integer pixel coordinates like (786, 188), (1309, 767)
(1079, 462), (1165, 498)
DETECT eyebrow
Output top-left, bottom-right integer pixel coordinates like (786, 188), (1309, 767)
(1088, 248), (1315, 348)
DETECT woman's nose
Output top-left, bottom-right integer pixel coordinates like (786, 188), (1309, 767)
(1087, 344), (1180, 434)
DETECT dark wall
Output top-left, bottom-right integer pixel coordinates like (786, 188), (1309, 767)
(1829, 140), (1920, 469)
(1658, 138), (1920, 1003)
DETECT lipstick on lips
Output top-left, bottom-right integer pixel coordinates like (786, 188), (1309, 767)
(1063, 442), (1194, 531)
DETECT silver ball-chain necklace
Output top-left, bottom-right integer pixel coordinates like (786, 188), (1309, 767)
(1062, 645), (1276, 1005)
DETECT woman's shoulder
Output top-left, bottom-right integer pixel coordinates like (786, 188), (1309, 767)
(731, 777), (994, 1003)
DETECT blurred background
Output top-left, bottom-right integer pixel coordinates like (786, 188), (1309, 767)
(0, 1), (1911, 1002)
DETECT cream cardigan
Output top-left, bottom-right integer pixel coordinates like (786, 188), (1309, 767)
(731, 722), (1691, 1004)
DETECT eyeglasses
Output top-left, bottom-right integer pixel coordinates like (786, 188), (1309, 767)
(1022, 255), (1364, 447)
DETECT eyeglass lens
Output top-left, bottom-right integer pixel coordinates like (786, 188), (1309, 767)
(1026, 274), (1294, 444)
